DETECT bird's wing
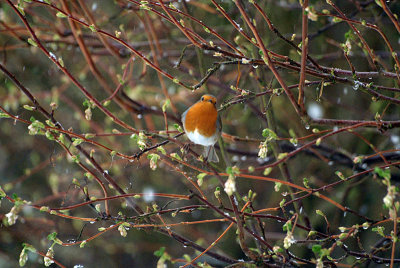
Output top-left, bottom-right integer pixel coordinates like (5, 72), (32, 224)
(217, 115), (222, 132)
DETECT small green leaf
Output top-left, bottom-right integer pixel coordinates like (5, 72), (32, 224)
(197, 173), (207, 186)
(118, 224), (128, 237)
(279, 198), (286, 208)
(58, 133), (66, 145)
(173, 124), (183, 132)
(263, 167), (272, 176)
(40, 206), (50, 212)
(282, 220), (292, 231)
(335, 171), (346, 180)
(316, 210), (325, 217)
(339, 233), (348, 239)
(162, 99), (170, 112)
(85, 133), (95, 139)
(88, 22), (101, 32)
(303, 178), (310, 188)
(277, 153), (288, 160)
(157, 146), (166, 155)
(0, 186), (5, 200)
(80, 240), (87, 248)
(82, 99), (91, 108)
(22, 243), (37, 253)
(214, 187), (221, 199)
(95, 204), (101, 213)
(47, 232), (58, 241)
(274, 182), (282, 192)
(372, 226), (385, 237)
(307, 230), (317, 237)
(23, 105), (34, 111)
(19, 249), (28, 267)
(147, 153), (160, 170)
(71, 155), (80, 163)
(58, 57), (64, 67)
(154, 247), (166, 257)
(312, 244), (321, 254)
(72, 138), (84, 146)
(45, 120), (56, 127)
(197, 173), (207, 180)
(170, 153), (181, 161)
(56, 12), (67, 18)
(16, 4), (25, 16)
(374, 167), (391, 180)
(0, 112), (11, 118)
(262, 128), (277, 140)
(27, 38), (37, 47)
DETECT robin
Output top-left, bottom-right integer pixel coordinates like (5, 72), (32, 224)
(181, 94), (222, 162)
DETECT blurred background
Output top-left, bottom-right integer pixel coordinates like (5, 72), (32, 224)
(1, 0), (400, 267)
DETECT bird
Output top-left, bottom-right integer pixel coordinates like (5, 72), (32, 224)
(181, 94), (222, 162)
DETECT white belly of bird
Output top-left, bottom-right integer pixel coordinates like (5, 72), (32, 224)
(186, 129), (218, 146)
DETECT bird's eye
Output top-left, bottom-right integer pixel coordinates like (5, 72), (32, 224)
(201, 97), (204, 101)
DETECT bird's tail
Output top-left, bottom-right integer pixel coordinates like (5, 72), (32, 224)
(203, 146), (219, 163)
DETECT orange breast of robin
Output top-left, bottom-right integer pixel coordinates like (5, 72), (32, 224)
(184, 102), (217, 137)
